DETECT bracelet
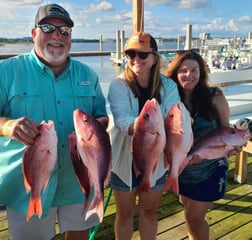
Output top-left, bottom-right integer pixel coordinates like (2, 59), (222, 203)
(2, 120), (13, 137)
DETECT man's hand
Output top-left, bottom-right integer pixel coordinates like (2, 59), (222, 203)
(2, 117), (39, 145)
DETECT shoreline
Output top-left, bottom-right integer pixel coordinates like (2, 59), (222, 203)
(0, 49), (179, 60)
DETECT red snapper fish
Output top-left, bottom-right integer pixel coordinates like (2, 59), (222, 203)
(132, 98), (166, 192)
(163, 102), (193, 194)
(22, 120), (58, 221)
(73, 109), (111, 223)
(68, 131), (90, 208)
(187, 127), (251, 164)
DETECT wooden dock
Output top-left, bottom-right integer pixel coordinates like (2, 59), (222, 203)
(0, 155), (251, 240)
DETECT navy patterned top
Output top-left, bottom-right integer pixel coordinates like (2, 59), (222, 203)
(179, 115), (229, 185)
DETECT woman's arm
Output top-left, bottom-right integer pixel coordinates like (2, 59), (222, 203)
(212, 88), (230, 128)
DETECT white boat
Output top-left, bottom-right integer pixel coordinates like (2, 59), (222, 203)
(209, 65), (252, 86)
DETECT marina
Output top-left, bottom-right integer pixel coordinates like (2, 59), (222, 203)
(0, 39), (252, 239)
(0, 0), (252, 239)
(0, 50), (252, 240)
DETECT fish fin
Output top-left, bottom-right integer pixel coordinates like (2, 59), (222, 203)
(132, 159), (141, 177)
(23, 176), (31, 193)
(137, 176), (151, 192)
(104, 157), (112, 187)
(163, 152), (170, 168)
(26, 196), (42, 222)
(85, 196), (104, 223)
(138, 183), (151, 193)
(163, 176), (179, 195)
(42, 179), (50, 192)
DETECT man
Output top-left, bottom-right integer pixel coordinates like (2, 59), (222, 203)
(0, 3), (108, 240)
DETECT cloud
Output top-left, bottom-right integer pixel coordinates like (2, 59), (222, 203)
(96, 11), (131, 24)
(237, 16), (252, 24)
(226, 19), (238, 32)
(145, 0), (210, 10)
(89, 1), (114, 12)
(178, 0), (209, 10)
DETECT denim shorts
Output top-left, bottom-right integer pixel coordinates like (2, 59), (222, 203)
(179, 165), (228, 202)
(111, 169), (166, 192)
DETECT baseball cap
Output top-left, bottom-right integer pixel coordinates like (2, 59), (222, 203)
(124, 32), (158, 53)
(35, 4), (74, 27)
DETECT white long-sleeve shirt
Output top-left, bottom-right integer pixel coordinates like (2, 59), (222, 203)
(108, 74), (180, 189)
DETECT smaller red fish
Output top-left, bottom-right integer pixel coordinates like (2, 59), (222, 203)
(22, 120), (57, 221)
(163, 102), (193, 194)
(187, 127), (251, 164)
(132, 98), (166, 192)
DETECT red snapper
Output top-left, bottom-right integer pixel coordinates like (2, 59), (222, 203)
(73, 109), (111, 223)
(187, 127), (251, 164)
(163, 102), (193, 194)
(132, 98), (166, 192)
(22, 120), (58, 221)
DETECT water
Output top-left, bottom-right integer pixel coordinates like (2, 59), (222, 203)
(0, 41), (177, 113)
(0, 41), (178, 54)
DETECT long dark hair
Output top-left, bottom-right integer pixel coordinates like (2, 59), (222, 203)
(165, 51), (221, 120)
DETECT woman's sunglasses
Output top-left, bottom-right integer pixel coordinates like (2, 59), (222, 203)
(176, 48), (199, 55)
(125, 50), (152, 60)
(35, 23), (72, 36)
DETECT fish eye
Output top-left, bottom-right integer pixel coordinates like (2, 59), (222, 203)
(143, 113), (150, 120)
(83, 118), (88, 123)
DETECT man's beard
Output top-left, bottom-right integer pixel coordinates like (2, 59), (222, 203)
(43, 41), (68, 64)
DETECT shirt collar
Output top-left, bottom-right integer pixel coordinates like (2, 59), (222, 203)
(30, 48), (71, 78)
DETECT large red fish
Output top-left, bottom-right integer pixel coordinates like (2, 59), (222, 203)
(163, 102), (193, 194)
(132, 98), (166, 192)
(187, 127), (251, 164)
(68, 131), (90, 208)
(73, 109), (111, 223)
(22, 120), (58, 221)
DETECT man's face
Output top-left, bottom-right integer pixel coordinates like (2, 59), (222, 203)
(32, 18), (72, 67)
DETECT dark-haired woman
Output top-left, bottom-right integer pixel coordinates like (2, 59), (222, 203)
(165, 50), (230, 240)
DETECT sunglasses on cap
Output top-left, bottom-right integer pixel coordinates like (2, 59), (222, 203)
(35, 23), (72, 36)
(176, 48), (199, 55)
(125, 50), (152, 60)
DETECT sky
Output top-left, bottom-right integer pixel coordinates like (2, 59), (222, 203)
(0, 0), (252, 40)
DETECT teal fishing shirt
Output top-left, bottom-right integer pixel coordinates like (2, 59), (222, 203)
(0, 49), (107, 218)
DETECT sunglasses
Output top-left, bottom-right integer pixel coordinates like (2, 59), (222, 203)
(125, 51), (152, 60)
(176, 48), (199, 55)
(35, 23), (72, 36)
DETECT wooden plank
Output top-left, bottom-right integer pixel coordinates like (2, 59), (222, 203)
(218, 221), (252, 240)
(209, 205), (252, 240)
(1, 156), (252, 240)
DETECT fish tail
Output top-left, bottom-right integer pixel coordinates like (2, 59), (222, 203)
(85, 201), (104, 223)
(163, 176), (179, 195)
(26, 196), (42, 222)
(137, 181), (151, 193)
(84, 198), (89, 209)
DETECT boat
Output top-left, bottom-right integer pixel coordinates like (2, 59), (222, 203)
(209, 65), (252, 86)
